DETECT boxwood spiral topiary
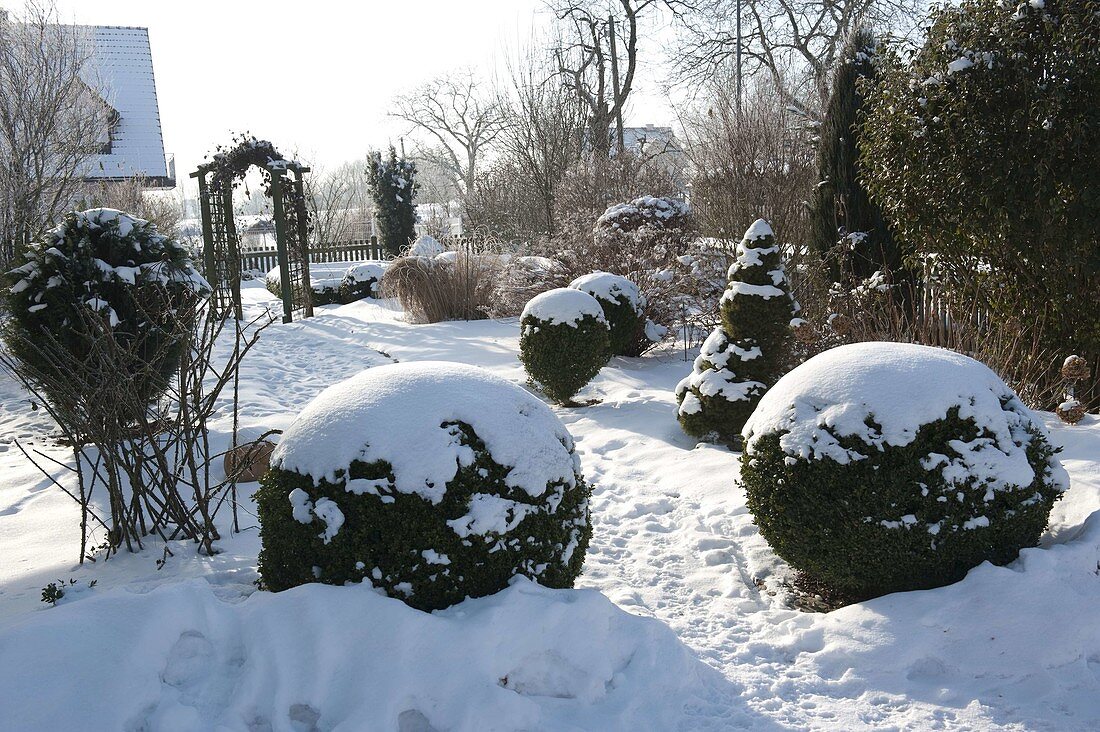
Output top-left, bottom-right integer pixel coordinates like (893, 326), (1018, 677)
(2, 208), (208, 410)
(676, 219), (797, 442)
(740, 342), (1067, 601)
(519, 288), (611, 405)
(568, 271), (647, 357)
(256, 362), (592, 612)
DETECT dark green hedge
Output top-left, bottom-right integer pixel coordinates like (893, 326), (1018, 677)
(519, 314), (610, 405)
(742, 407), (1063, 600)
(256, 421), (591, 612)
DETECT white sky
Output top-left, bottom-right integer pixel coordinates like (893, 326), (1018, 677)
(2, 0), (676, 187)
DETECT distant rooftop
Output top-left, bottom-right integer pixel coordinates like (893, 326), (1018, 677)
(79, 26), (172, 186)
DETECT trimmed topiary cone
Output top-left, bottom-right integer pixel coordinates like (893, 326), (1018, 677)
(676, 220), (797, 442)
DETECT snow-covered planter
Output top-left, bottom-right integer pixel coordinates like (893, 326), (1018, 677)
(3, 208), (208, 407)
(568, 271), (650, 357)
(676, 220), (797, 442)
(339, 263), (384, 302)
(256, 362), (592, 611)
(741, 342), (1068, 600)
(519, 288), (610, 405)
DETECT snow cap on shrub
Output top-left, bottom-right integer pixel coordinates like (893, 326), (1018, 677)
(521, 287), (606, 328)
(258, 361), (592, 611)
(741, 341), (1068, 600)
(341, 262), (385, 300)
(519, 288), (610, 404)
(594, 196), (690, 233)
(4, 208), (208, 408)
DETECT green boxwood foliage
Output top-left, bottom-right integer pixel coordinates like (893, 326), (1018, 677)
(568, 272), (646, 356)
(860, 0), (1100, 407)
(519, 288), (611, 405)
(3, 208), (208, 409)
(740, 343), (1067, 601)
(743, 410), (1064, 600)
(676, 220), (796, 441)
(256, 421), (591, 612)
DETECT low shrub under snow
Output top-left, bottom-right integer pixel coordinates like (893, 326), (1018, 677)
(519, 288), (610, 405)
(568, 271), (652, 357)
(256, 361), (592, 611)
(741, 341), (1068, 601)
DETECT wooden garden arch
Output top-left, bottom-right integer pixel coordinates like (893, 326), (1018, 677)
(191, 136), (314, 323)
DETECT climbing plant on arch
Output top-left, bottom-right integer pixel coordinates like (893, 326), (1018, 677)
(191, 135), (314, 323)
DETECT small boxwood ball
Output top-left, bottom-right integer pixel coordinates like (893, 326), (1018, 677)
(519, 288), (611, 405)
(339, 263), (384, 302)
(256, 361), (592, 611)
(3, 208), (208, 409)
(741, 342), (1067, 601)
(568, 271), (646, 357)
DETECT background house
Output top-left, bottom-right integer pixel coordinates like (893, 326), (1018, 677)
(80, 25), (173, 188)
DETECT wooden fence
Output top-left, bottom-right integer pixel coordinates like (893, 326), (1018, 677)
(240, 235), (489, 273)
(240, 238), (386, 273)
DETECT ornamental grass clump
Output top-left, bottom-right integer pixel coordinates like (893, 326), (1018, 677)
(256, 362), (592, 612)
(676, 219), (797, 442)
(567, 271), (649, 357)
(741, 342), (1067, 603)
(519, 288), (610, 405)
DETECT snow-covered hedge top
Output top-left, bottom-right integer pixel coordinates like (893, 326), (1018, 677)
(743, 219), (774, 241)
(568, 271), (644, 311)
(272, 362), (581, 502)
(743, 342), (1069, 492)
(408, 234), (444, 257)
(522, 288), (607, 327)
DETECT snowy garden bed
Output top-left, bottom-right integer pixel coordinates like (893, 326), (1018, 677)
(0, 281), (1098, 729)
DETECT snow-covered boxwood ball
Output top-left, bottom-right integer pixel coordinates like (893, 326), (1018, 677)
(519, 287), (611, 405)
(256, 361), (592, 611)
(568, 271), (647, 357)
(2, 208), (208, 407)
(741, 342), (1068, 601)
(339, 262), (384, 302)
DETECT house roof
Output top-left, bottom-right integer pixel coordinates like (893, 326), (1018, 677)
(79, 26), (170, 184)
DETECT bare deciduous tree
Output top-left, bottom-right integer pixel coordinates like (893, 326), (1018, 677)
(672, 0), (925, 115)
(390, 70), (508, 200)
(468, 42), (587, 241)
(0, 3), (109, 263)
(550, 0), (665, 157)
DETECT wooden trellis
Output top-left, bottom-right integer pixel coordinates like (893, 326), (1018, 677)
(191, 138), (314, 323)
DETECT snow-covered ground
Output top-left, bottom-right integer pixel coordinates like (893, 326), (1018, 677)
(1, 282), (1098, 730)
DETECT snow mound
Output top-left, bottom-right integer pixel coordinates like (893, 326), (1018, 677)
(271, 362), (579, 502)
(568, 271), (644, 310)
(743, 342), (1069, 492)
(521, 288), (607, 328)
(408, 234), (444, 257)
(0, 578), (727, 730)
(342, 262), (385, 285)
